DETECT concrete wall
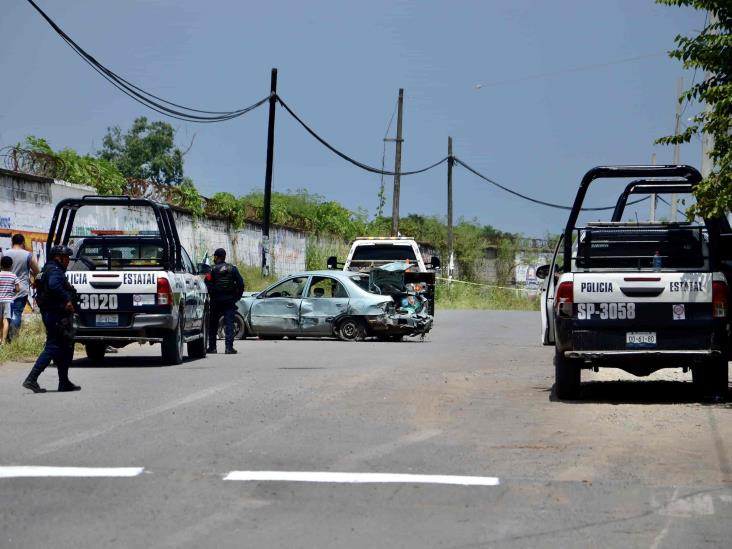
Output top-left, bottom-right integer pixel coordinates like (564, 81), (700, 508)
(0, 169), (307, 275)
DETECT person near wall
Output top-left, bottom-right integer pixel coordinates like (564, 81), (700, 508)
(1, 234), (40, 340)
(0, 256), (20, 345)
(205, 248), (244, 355)
(22, 245), (80, 393)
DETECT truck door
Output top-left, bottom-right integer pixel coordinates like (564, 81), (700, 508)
(541, 236), (563, 345)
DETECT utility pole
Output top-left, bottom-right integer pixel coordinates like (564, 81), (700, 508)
(447, 136), (454, 284)
(262, 68), (278, 277)
(702, 10), (718, 178)
(650, 152), (657, 222)
(671, 76), (683, 222)
(390, 88), (404, 236)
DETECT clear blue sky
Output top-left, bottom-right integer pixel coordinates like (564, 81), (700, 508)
(0, 0), (706, 237)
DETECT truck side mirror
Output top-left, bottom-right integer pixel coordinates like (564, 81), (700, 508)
(536, 264), (550, 279)
(197, 263), (212, 275)
(429, 256), (441, 269)
(327, 256), (338, 270)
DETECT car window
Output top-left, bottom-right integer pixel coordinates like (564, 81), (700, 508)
(308, 276), (348, 298)
(264, 277), (308, 298)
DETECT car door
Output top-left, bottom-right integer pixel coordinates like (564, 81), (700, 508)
(249, 276), (308, 336)
(299, 276), (350, 336)
(541, 236), (563, 345)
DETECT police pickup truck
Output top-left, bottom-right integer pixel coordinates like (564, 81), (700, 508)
(539, 165), (731, 400)
(47, 196), (209, 365)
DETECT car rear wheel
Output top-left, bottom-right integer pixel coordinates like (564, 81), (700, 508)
(338, 317), (365, 342)
(692, 357), (728, 400)
(188, 309), (208, 359)
(85, 343), (106, 362)
(161, 318), (184, 365)
(554, 349), (581, 400)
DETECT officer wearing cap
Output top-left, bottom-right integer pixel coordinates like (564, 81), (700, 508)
(22, 245), (81, 393)
(205, 248), (244, 354)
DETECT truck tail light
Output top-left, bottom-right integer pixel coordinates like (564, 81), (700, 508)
(157, 277), (173, 307)
(555, 281), (573, 318)
(712, 281), (727, 318)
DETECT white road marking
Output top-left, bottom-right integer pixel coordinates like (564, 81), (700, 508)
(223, 471), (500, 486)
(0, 466), (144, 478)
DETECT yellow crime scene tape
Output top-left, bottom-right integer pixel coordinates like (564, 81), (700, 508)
(436, 277), (535, 293)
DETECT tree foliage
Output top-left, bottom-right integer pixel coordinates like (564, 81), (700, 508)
(99, 117), (186, 185)
(18, 136), (125, 194)
(656, 1), (732, 218)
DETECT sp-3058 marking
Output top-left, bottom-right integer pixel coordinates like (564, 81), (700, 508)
(577, 302), (636, 320)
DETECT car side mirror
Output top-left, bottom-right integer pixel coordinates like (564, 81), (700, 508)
(536, 264), (550, 279)
(197, 263), (211, 275)
(327, 256), (338, 270)
(429, 256), (441, 269)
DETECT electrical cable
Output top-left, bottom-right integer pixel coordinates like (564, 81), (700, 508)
(656, 195), (688, 219)
(276, 96), (448, 176)
(25, 0), (269, 122)
(454, 157), (649, 212)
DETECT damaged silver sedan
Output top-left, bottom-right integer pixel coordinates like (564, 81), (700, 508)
(234, 269), (433, 341)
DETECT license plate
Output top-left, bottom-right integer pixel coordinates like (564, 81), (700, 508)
(96, 314), (119, 327)
(626, 331), (656, 348)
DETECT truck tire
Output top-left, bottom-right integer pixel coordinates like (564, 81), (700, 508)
(187, 310), (208, 359)
(554, 350), (581, 400)
(85, 343), (106, 362)
(338, 317), (365, 342)
(692, 357), (729, 400)
(161, 318), (184, 365)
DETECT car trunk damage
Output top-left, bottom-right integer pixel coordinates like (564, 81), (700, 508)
(368, 263), (434, 338)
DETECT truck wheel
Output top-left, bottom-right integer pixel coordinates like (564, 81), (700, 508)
(187, 310), (208, 359)
(554, 350), (581, 400)
(85, 343), (106, 362)
(692, 357), (729, 400)
(338, 318), (365, 342)
(161, 319), (184, 365)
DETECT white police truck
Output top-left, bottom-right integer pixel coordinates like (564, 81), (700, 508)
(47, 196), (209, 365)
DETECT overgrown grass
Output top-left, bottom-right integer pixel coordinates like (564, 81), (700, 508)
(236, 263), (278, 292)
(0, 316), (47, 365)
(435, 282), (539, 311)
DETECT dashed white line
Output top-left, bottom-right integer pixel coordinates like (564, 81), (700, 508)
(223, 471), (500, 486)
(0, 466), (144, 478)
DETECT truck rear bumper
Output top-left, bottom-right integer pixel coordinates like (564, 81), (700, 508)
(74, 313), (176, 343)
(565, 349), (721, 359)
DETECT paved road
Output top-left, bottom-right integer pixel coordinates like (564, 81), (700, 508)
(1, 310), (731, 548)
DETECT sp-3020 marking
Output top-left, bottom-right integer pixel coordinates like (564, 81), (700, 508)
(577, 302), (636, 320)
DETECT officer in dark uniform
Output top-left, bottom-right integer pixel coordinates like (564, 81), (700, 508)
(205, 248), (244, 354)
(22, 245), (81, 393)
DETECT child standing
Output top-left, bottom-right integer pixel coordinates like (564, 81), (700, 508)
(0, 256), (20, 344)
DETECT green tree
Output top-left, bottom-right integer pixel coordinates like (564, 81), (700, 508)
(656, 1), (732, 218)
(99, 117), (185, 185)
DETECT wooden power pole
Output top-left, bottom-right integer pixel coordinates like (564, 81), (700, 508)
(262, 68), (278, 277)
(447, 136), (454, 283)
(390, 89), (404, 236)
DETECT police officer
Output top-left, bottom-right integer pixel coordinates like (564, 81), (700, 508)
(205, 248), (244, 354)
(22, 245), (81, 393)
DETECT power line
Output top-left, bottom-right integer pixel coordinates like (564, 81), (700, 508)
(25, 0), (269, 123)
(454, 157), (648, 212)
(276, 96), (448, 176)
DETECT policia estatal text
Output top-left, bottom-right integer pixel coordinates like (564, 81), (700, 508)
(205, 248), (244, 354)
(23, 245), (81, 393)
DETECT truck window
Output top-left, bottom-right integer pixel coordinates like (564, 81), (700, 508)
(68, 239), (166, 271)
(351, 245), (417, 262)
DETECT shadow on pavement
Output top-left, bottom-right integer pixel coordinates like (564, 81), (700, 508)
(71, 355), (188, 369)
(549, 380), (731, 405)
